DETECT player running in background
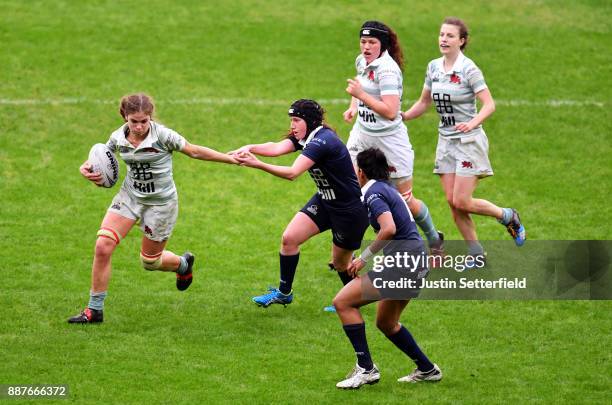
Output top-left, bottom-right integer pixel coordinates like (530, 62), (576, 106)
(402, 17), (526, 261)
(344, 20), (444, 257)
(334, 148), (441, 389)
(232, 99), (369, 308)
(68, 93), (237, 323)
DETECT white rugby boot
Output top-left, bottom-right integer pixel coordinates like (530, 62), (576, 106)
(336, 363), (380, 389)
(397, 363), (442, 383)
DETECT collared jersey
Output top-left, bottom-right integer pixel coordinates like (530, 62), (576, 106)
(289, 126), (362, 209)
(353, 51), (404, 136)
(106, 121), (186, 205)
(361, 179), (421, 241)
(424, 52), (488, 138)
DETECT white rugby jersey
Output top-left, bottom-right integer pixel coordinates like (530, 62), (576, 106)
(424, 52), (488, 138)
(353, 51), (404, 136)
(106, 121), (186, 205)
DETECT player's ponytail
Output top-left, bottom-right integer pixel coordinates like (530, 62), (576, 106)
(386, 27), (404, 71)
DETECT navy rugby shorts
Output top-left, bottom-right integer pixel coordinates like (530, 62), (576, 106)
(366, 239), (429, 300)
(300, 193), (368, 251)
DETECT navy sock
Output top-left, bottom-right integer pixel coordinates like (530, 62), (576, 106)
(386, 325), (434, 372)
(337, 271), (353, 286)
(343, 323), (373, 370)
(279, 253), (299, 294)
(414, 202), (440, 243)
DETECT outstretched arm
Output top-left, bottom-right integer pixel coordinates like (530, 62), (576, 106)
(229, 139), (296, 157)
(181, 142), (238, 165)
(402, 88), (432, 121)
(235, 152), (314, 181)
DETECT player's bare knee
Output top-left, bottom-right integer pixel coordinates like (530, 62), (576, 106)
(452, 196), (470, 212)
(281, 232), (300, 251)
(376, 319), (398, 335)
(94, 238), (115, 259)
(332, 295), (345, 311)
(140, 251), (163, 271)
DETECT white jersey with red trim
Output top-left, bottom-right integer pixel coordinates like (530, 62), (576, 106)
(353, 51), (404, 137)
(106, 121), (186, 205)
(424, 52), (488, 138)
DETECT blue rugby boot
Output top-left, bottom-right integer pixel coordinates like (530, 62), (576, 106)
(252, 287), (293, 307)
(505, 209), (526, 246)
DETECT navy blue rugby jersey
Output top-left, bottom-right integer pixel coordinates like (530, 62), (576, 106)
(361, 179), (421, 241)
(289, 127), (362, 209)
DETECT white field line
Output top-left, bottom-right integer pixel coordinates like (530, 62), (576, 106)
(0, 97), (605, 108)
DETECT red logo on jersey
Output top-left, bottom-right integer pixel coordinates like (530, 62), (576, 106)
(450, 74), (461, 84)
(388, 166), (397, 173)
(461, 161), (473, 169)
(368, 70), (375, 81)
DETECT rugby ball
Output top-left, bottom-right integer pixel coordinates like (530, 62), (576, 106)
(88, 143), (119, 188)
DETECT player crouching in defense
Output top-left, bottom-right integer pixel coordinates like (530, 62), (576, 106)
(232, 99), (369, 308)
(68, 93), (238, 324)
(333, 148), (441, 389)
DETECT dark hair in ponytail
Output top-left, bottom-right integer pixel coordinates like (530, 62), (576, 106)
(360, 20), (404, 71)
(357, 148), (390, 181)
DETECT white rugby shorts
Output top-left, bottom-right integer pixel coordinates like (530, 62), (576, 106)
(107, 188), (178, 242)
(347, 124), (414, 179)
(433, 129), (493, 178)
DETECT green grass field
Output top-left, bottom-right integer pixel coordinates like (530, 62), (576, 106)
(1, 0), (611, 403)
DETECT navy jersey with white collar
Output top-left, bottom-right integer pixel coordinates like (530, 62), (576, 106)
(361, 179), (421, 241)
(289, 126), (362, 209)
